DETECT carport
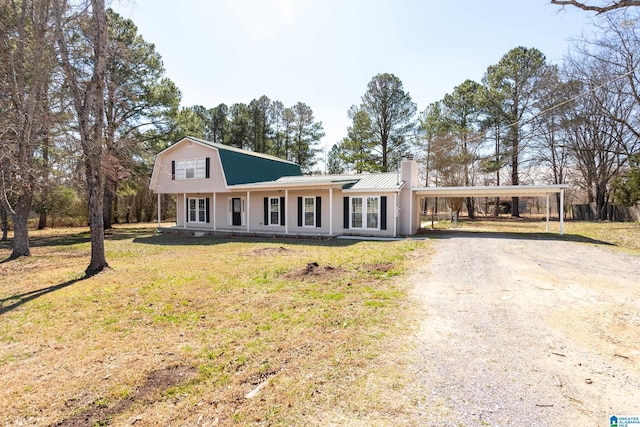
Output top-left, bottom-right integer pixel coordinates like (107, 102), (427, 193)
(411, 184), (570, 235)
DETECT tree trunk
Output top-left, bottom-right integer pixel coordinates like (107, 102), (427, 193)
(103, 174), (115, 229)
(135, 198), (143, 223)
(511, 151), (520, 217)
(494, 143), (500, 217)
(113, 179), (120, 224)
(1, 205), (8, 241)
(465, 197), (475, 219)
(37, 212), (47, 230)
(9, 194), (33, 259)
(512, 196), (520, 217)
(37, 136), (50, 230)
(511, 130), (520, 217)
(595, 182), (608, 221)
(86, 160), (108, 275)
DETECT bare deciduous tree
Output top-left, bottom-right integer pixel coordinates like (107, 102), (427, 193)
(0, 0), (55, 259)
(564, 55), (638, 219)
(551, 0), (640, 14)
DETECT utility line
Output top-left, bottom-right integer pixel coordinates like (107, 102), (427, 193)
(418, 66), (639, 157)
(514, 66), (638, 132)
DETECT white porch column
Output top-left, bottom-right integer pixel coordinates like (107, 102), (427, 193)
(175, 195), (179, 226)
(560, 188), (565, 235)
(183, 193), (187, 229)
(157, 193), (161, 228)
(213, 193), (216, 231)
(545, 193), (550, 233)
(393, 192), (398, 238)
(246, 191), (250, 232)
(329, 187), (333, 236)
(285, 190), (289, 234)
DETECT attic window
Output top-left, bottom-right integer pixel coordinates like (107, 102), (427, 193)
(174, 158), (208, 179)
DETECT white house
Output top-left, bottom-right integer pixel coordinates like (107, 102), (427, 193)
(149, 136), (568, 237)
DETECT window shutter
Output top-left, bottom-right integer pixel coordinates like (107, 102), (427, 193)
(185, 197), (189, 222)
(171, 160), (175, 180)
(263, 197), (268, 225)
(205, 157), (210, 179)
(380, 196), (387, 230)
(297, 197), (303, 227)
(280, 196), (285, 226)
(206, 197), (210, 223)
(316, 196), (322, 228)
(343, 197), (349, 229)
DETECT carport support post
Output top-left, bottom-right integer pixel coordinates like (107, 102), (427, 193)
(560, 188), (565, 235)
(545, 193), (550, 233)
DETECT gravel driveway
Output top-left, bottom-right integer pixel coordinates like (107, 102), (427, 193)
(409, 232), (640, 426)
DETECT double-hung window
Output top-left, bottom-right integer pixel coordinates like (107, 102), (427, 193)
(350, 196), (379, 229)
(351, 197), (363, 228)
(297, 196), (321, 228)
(366, 197), (379, 228)
(303, 197), (315, 227)
(175, 158), (207, 179)
(269, 197), (280, 226)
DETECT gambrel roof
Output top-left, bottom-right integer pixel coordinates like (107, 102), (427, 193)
(153, 136), (302, 186)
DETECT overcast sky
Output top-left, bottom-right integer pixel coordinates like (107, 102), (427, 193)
(111, 0), (597, 164)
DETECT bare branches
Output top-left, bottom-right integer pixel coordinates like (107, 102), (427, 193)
(551, 0), (640, 14)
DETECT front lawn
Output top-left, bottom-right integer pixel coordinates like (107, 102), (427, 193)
(0, 226), (425, 426)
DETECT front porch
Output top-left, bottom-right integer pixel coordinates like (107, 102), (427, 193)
(158, 224), (334, 240)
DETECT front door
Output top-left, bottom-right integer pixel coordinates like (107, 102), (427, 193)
(232, 197), (242, 226)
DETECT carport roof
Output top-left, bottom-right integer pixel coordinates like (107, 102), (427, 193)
(412, 184), (569, 198)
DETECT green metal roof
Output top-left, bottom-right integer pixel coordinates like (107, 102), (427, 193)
(342, 173), (403, 190)
(217, 147), (301, 185)
(184, 137), (302, 185)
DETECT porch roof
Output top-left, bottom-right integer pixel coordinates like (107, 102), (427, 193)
(228, 172), (404, 191)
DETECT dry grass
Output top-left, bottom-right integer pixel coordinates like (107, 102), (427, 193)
(421, 216), (640, 252)
(0, 225), (425, 426)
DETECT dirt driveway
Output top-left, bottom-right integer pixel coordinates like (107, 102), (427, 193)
(408, 232), (640, 426)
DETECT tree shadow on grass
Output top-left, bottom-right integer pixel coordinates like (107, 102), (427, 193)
(0, 226), (158, 252)
(0, 276), (87, 315)
(133, 233), (360, 248)
(417, 229), (615, 246)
